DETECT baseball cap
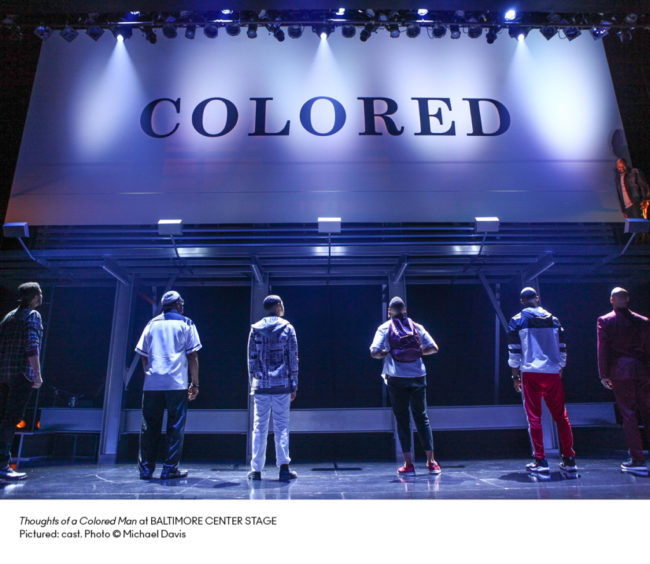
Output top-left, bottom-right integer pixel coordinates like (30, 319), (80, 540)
(161, 290), (183, 306)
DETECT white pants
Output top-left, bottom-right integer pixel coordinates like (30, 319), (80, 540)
(251, 393), (291, 472)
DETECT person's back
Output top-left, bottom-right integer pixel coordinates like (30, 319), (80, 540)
(138, 310), (200, 391)
(248, 315), (297, 393)
(508, 305), (565, 374)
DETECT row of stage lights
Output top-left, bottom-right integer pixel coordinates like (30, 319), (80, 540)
(13, 8), (647, 44)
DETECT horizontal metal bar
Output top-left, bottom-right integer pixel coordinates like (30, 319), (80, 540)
(38, 403), (617, 435)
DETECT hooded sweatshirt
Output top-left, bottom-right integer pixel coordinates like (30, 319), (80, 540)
(248, 316), (299, 394)
(507, 306), (567, 373)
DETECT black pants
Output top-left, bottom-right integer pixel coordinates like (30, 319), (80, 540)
(0, 374), (33, 467)
(138, 389), (188, 474)
(387, 376), (434, 453)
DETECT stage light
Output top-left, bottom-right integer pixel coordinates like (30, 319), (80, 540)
(342, 25), (356, 38)
(450, 24), (461, 39)
(143, 25), (157, 44)
(591, 25), (609, 39)
(124, 11), (140, 22)
(406, 23), (420, 38)
(313, 24), (333, 39)
(221, 9), (233, 16)
(388, 24), (400, 38)
(185, 24), (196, 39)
(417, 9), (428, 17)
(288, 25), (302, 39)
(86, 25), (104, 41)
(162, 23), (177, 39)
(475, 217), (500, 233)
(158, 219), (183, 236)
(16, 420), (26, 429)
(33, 25), (52, 40)
(540, 26), (557, 40)
(624, 218), (650, 233)
(60, 26), (78, 42)
(112, 25), (132, 40)
(3, 222), (29, 238)
(318, 217), (341, 234)
(508, 25), (528, 40)
(247, 23), (257, 38)
(467, 20), (482, 39)
(360, 24), (375, 41)
(273, 26), (285, 42)
(336, 8), (346, 16)
(226, 23), (240, 36)
(432, 24), (447, 38)
(486, 26), (499, 44)
(617, 29), (633, 43)
(504, 9), (517, 21)
(563, 25), (578, 39)
(203, 24), (218, 38)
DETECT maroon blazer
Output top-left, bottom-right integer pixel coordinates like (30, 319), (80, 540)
(597, 309), (650, 379)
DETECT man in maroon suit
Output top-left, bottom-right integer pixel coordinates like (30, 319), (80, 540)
(597, 287), (650, 475)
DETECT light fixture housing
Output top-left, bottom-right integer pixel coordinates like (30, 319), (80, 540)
(158, 219), (183, 236)
(318, 217), (342, 234)
(475, 217), (500, 233)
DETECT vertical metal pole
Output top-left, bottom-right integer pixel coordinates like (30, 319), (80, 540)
(494, 282), (501, 405)
(387, 275), (408, 462)
(247, 274), (269, 467)
(98, 280), (133, 464)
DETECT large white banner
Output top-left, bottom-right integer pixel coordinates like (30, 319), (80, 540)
(8, 30), (626, 225)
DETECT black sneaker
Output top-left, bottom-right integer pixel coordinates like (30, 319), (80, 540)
(526, 458), (550, 473)
(139, 471), (153, 480)
(160, 466), (188, 480)
(560, 457), (578, 473)
(278, 464), (297, 481)
(621, 459), (648, 476)
(247, 470), (261, 481)
(0, 465), (27, 481)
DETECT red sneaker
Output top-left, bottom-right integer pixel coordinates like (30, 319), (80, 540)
(397, 463), (416, 476)
(427, 461), (442, 475)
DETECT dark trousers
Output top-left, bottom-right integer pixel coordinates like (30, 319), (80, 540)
(0, 374), (33, 467)
(138, 389), (188, 474)
(611, 358), (650, 462)
(387, 376), (434, 453)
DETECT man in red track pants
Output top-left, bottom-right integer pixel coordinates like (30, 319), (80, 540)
(597, 287), (650, 476)
(507, 287), (577, 474)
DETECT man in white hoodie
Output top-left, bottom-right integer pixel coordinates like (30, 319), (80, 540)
(507, 287), (577, 473)
(247, 295), (299, 481)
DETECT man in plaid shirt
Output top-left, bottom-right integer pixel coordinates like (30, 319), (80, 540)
(0, 282), (44, 481)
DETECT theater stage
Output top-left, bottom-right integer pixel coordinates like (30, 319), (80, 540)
(3, 455), (649, 500)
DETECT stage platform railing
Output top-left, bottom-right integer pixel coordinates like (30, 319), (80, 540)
(37, 402), (617, 434)
(14, 403), (616, 466)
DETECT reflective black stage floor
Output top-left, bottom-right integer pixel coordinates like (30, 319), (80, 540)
(3, 457), (649, 500)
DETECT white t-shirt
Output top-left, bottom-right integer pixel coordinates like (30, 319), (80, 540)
(135, 312), (202, 391)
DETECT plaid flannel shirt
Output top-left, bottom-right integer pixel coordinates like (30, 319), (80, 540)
(0, 307), (43, 383)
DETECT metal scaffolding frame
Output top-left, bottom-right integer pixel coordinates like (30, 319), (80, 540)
(1, 221), (647, 463)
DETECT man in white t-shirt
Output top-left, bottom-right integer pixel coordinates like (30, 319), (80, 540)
(135, 291), (201, 480)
